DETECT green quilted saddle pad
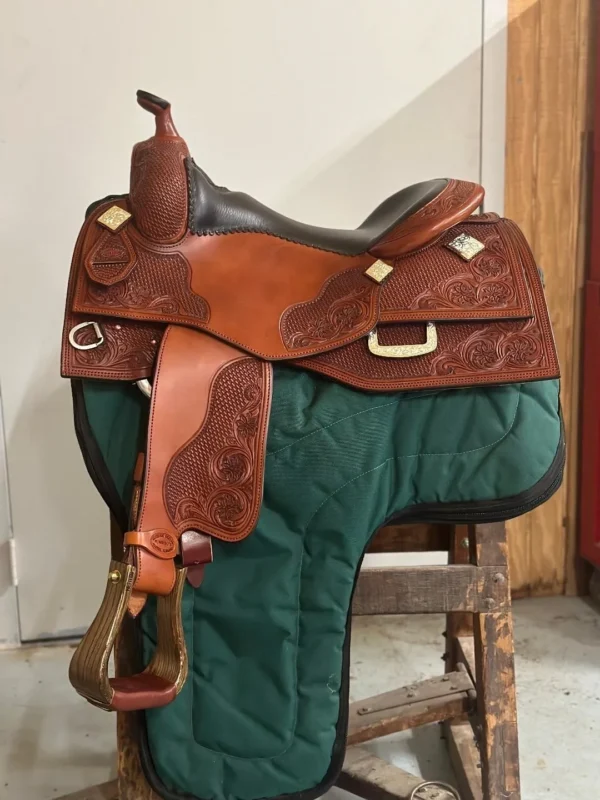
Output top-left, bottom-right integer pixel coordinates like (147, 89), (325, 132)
(76, 368), (563, 800)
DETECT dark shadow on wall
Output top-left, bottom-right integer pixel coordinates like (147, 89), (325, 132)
(276, 46), (483, 228)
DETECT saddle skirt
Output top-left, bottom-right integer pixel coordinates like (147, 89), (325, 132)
(61, 91), (563, 800)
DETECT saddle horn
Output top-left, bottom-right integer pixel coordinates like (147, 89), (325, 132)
(136, 90), (180, 136)
(129, 90), (190, 244)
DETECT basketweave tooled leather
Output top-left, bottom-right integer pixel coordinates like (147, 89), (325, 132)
(129, 135), (189, 244)
(62, 208), (557, 391)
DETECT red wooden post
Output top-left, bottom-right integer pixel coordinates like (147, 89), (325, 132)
(579, 9), (600, 568)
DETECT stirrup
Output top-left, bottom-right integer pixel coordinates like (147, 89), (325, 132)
(69, 560), (188, 711)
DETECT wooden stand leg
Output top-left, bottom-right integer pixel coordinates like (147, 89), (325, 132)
(472, 523), (520, 800)
(444, 525), (482, 800)
(444, 522), (521, 800)
(445, 524), (475, 669)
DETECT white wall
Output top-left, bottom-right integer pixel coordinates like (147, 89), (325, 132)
(0, 0), (504, 640)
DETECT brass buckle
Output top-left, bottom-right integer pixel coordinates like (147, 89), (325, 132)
(69, 561), (188, 711)
(368, 322), (437, 359)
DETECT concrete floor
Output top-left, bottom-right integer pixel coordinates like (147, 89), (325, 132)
(0, 597), (598, 800)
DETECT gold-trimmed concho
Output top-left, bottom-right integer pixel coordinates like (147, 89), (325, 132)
(446, 233), (485, 261)
(97, 205), (132, 232)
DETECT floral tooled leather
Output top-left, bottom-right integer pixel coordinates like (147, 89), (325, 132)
(81, 244), (209, 322)
(293, 217), (559, 391)
(370, 179), (485, 260)
(280, 267), (376, 350)
(62, 313), (161, 381)
(430, 319), (545, 376)
(379, 219), (533, 321)
(164, 356), (272, 541)
(409, 231), (517, 311)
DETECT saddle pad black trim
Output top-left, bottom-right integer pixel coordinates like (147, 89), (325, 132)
(71, 380), (129, 531)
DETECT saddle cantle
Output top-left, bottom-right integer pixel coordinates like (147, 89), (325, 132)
(62, 91), (559, 742)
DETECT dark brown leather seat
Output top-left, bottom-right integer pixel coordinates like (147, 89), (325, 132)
(188, 160), (448, 255)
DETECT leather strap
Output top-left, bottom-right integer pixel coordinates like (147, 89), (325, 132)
(71, 325), (272, 711)
(124, 529), (179, 559)
(129, 452), (145, 528)
(181, 530), (213, 588)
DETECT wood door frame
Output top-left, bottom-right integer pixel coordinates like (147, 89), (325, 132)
(505, 0), (595, 596)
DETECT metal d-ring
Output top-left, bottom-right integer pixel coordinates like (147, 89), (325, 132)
(69, 321), (104, 351)
(368, 321), (437, 359)
(409, 780), (461, 799)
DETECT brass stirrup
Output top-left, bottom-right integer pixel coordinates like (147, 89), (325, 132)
(368, 322), (438, 358)
(69, 561), (188, 712)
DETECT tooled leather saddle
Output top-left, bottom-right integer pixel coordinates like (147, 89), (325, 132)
(61, 91), (559, 719)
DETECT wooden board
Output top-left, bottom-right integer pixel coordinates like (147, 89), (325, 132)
(505, 0), (594, 596)
(353, 565), (508, 615)
(444, 720), (484, 800)
(369, 524), (451, 553)
(339, 746), (460, 800)
(347, 671), (473, 745)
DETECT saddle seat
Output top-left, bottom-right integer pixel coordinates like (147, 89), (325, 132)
(189, 160), (448, 255)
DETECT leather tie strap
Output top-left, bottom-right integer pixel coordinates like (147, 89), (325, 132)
(69, 561), (188, 712)
(124, 529), (179, 559)
(181, 530), (213, 588)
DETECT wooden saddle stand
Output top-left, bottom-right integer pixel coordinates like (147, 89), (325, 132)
(64, 519), (519, 800)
